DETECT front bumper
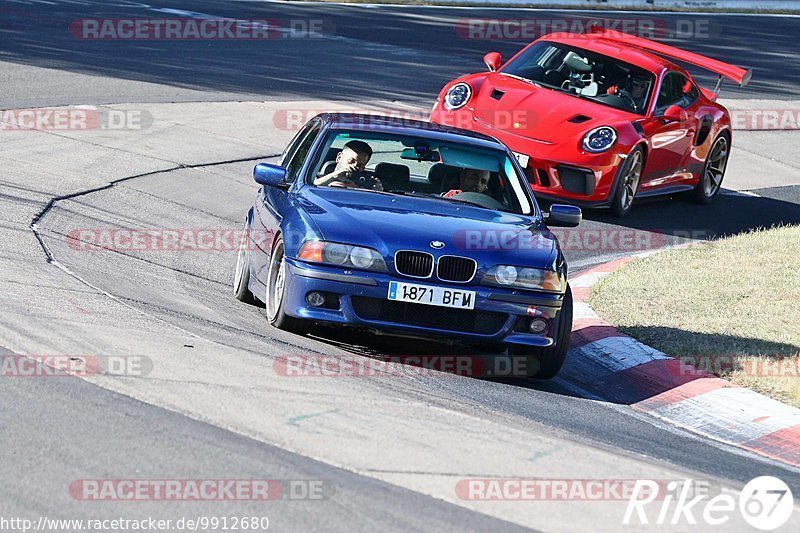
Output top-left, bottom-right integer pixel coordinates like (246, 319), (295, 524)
(430, 108), (624, 206)
(283, 258), (566, 348)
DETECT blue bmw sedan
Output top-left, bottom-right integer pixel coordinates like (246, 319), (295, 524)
(234, 114), (581, 378)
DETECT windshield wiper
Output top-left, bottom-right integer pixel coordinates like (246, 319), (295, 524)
(388, 191), (516, 213)
(382, 190), (479, 206)
(501, 73), (542, 88)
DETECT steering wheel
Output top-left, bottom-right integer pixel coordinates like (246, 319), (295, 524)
(613, 87), (639, 112)
(446, 191), (508, 211)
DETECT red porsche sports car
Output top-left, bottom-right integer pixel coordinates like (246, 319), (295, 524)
(430, 28), (751, 216)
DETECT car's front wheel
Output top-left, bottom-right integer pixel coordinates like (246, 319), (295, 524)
(233, 217), (257, 305)
(610, 146), (644, 218)
(692, 133), (729, 204)
(507, 284), (573, 379)
(265, 236), (309, 335)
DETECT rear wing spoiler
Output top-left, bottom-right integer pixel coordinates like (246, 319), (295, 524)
(586, 28), (752, 87)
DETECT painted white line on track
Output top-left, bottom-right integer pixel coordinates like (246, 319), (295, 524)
(569, 335), (671, 374)
(647, 386), (800, 444)
(570, 271), (610, 288)
(573, 301), (601, 320)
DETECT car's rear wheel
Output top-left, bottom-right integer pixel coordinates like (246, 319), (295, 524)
(233, 218), (257, 305)
(610, 146), (644, 218)
(507, 284), (573, 379)
(692, 133), (729, 204)
(266, 236), (309, 335)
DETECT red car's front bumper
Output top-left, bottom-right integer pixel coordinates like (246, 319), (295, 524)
(430, 107), (626, 207)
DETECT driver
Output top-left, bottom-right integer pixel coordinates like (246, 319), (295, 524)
(629, 75), (649, 111)
(443, 168), (490, 198)
(313, 140), (383, 191)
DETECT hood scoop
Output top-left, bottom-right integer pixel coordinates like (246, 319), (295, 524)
(490, 89), (505, 101)
(567, 114), (592, 123)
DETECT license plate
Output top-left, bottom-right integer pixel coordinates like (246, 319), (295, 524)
(513, 152), (530, 168)
(387, 281), (475, 310)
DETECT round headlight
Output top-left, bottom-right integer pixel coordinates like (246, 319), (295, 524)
(582, 126), (617, 153)
(323, 243), (349, 265)
(517, 268), (544, 286)
(444, 83), (472, 111)
(495, 265), (518, 285)
(349, 247), (375, 269)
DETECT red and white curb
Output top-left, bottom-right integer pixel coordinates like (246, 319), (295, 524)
(563, 253), (800, 468)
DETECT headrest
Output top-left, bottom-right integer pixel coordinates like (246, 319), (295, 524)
(428, 163), (462, 193)
(375, 162), (410, 190)
(320, 160), (337, 177)
(428, 163), (458, 186)
(324, 147), (340, 163)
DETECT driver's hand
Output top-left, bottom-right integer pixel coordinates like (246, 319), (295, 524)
(443, 189), (462, 198)
(334, 163), (358, 181)
(372, 178), (384, 192)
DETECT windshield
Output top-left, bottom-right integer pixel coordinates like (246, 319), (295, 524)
(501, 41), (655, 115)
(307, 129), (536, 215)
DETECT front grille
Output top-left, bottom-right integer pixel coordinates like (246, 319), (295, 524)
(395, 251), (434, 278)
(557, 165), (595, 195)
(437, 256), (477, 282)
(352, 297), (507, 334)
(523, 165), (535, 183)
(537, 168), (551, 187)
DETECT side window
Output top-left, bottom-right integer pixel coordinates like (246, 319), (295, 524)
(656, 72), (698, 114)
(682, 80), (700, 107)
(655, 72), (684, 114)
(279, 120), (317, 167)
(285, 122), (321, 183)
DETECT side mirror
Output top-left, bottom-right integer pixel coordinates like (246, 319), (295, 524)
(545, 204), (582, 227)
(483, 52), (502, 72)
(662, 105), (688, 123)
(253, 163), (289, 190)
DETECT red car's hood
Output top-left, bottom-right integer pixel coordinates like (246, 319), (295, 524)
(471, 73), (629, 144)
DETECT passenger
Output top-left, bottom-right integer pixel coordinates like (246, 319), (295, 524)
(314, 140), (383, 191)
(443, 168), (490, 198)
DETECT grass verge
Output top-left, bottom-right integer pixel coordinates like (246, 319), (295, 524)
(588, 225), (800, 408)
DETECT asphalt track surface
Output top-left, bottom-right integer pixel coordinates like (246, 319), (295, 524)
(1, 1), (800, 530)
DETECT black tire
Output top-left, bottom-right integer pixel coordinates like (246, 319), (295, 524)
(507, 284), (573, 379)
(233, 218), (257, 305)
(265, 236), (309, 335)
(691, 133), (730, 204)
(610, 146), (645, 218)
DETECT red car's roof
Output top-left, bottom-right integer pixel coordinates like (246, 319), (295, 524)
(538, 34), (672, 75)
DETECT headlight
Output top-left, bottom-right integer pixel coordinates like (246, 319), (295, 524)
(349, 247), (375, 269)
(483, 265), (562, 292)
(494, 265), (518, 285)
(298, 241), (386, 272)
(582, 126), (617, 153)
(443, 83), (471, 111)
(323, 243), (349, 265)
